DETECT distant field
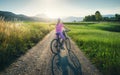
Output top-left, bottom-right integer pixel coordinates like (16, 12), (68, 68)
(0, 20), (54, 71)
(65, 22), (120, 75)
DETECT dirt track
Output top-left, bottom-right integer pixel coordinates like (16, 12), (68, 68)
(0, 30), (102, 75)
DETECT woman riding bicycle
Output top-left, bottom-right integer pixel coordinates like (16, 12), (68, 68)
(56, 18), (65, 49)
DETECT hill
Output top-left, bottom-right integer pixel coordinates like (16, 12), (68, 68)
(0, 11), (84, 22)
(63, 16), (83, 22)
(0, 11), (49, 22)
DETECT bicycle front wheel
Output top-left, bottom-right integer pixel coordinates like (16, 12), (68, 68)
(65, 38), (71, 51)
(50, 39), (60, 54)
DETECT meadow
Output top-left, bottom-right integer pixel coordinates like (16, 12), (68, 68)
(0, 19), (54, 71)
(66, 22), (120, 75)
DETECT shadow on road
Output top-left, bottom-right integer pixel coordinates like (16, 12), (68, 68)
(51, 50), (82, 75)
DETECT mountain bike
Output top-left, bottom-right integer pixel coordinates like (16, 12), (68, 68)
(50, 29), (71, 54)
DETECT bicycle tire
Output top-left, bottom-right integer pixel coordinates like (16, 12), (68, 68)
(65, 38), (71, 51)
(50, 39), (60, 54)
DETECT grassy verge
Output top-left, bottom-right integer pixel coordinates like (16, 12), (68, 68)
(0, 19), (54, 71)
(65, 22), (120, 75)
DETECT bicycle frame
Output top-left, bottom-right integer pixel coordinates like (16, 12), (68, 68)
(56, 33), (62, 42)
(56, 29), (70, 44)
(63, 31), (67, 39)
(50, 29), (71, 54)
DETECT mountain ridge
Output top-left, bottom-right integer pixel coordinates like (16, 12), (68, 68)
(0, 11), (49, 22)
(0, 10), (116, 22)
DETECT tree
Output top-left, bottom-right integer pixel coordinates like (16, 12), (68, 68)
(115, 14), (120, 21)
(73, 20), (76, 22)
(91, 15), (96, 21)
(83, 11), (120, 22)
(103, 17), (109, 21)
(95, 11), (102, 21)
(83, 15), (96, 21)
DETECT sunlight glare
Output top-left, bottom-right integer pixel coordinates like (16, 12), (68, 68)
(45, 12), (60, 19)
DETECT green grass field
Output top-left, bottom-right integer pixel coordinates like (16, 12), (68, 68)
(65, 22), (120, 75)
(0, 20), (54, 71)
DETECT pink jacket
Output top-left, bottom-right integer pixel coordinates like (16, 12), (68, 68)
(56, 23), (64, 32)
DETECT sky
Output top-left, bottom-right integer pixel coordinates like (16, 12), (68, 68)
(0, 0), (120, 18)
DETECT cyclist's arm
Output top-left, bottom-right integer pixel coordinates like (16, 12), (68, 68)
(63, 24), (69, 30)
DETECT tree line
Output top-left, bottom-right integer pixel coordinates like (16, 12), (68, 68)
(83, 11), (120, 22)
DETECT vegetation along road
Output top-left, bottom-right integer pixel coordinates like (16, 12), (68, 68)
(1, 20), (119, 75)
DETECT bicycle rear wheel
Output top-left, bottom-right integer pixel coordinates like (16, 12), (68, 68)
(50, 39), (60, 54)
(65, 38), (71, 51)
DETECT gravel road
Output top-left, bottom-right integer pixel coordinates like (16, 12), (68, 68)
(0, 30), (102, 75)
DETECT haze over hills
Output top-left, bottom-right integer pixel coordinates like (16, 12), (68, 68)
(0, 11), (50, 22)
(0, 10), (116, 22)
(0, 10), (83, 22)
(62, 16), (83, 22)
(35, 13), (84, 22)
(35, 14), (49, 19)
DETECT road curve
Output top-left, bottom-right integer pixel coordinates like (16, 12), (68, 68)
(0, 30), (102, 75)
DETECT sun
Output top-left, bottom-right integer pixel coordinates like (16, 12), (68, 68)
(45, 12), (60, 19)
